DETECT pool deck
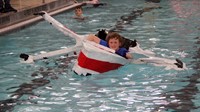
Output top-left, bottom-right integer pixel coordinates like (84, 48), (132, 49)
(0, 0), (86, 35)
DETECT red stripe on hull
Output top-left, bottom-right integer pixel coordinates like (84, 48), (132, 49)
(78, 52), (123, 73)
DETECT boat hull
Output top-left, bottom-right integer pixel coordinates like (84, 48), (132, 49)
(73, 41), (129, 76)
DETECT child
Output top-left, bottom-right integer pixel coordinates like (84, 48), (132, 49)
(73, 0), (85, 20)
(87, 32), (132, 59)
(73, 7), (85, 20)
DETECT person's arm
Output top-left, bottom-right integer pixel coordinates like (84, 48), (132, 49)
(126, 53), (133, 59)
(116, 48), (133, 59)
(87, 34), (101, 44)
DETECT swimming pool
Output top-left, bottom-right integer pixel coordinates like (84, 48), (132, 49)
(0, 0), (200, 111)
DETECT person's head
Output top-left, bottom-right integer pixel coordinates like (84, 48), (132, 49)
(106, 32), (123, 50)
(75, 7), (83, 17)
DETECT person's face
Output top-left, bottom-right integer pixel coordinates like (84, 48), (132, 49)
(75, 8), (82, 16)
(108, 38), (121, 51)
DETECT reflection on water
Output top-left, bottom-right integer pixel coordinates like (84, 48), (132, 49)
(0, 55), (77, 112)
(110, 6), (162, 32)
(153, 1), (200, 111)
(170, 0), (200, 18)
(154, 50), (200, 111)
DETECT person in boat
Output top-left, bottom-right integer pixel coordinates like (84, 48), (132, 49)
(87, 32), (133, 59)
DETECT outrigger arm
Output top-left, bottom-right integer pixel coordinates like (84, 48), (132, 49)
(20, 11), (84, 63)
(20, 11), (187, 71)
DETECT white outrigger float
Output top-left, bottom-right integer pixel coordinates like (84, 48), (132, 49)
(20, 11), (187, 76)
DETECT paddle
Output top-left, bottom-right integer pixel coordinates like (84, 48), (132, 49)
(20, 46), (81, 63)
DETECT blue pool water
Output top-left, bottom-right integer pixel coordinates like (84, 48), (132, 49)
(0, 0), (200, 111)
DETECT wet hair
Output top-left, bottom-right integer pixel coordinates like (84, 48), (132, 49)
(75, 7), (82, 12)
(74, 7), (83, 16)
(106, 32), (123, 46)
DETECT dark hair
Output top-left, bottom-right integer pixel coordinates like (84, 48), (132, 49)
(106, 32), (123, 46)
(75, 7), (82, 11)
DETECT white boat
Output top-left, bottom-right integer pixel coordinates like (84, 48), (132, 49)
(73, 40), (129, 75)
(20, 11), (187, 76)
